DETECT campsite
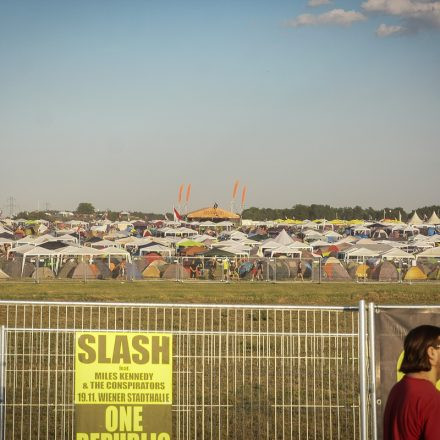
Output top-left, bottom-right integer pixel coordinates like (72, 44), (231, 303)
(1, 207), (440, 302)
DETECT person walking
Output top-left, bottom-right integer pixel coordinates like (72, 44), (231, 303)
(383, 324), (440, 440)
(208, 257), (217, 280)
(296, 260), (304, 281)
(222, 258), (230, 282)
(256, 259), (264, 281)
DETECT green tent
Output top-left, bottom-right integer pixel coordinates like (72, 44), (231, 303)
(177, 240), (205, 248)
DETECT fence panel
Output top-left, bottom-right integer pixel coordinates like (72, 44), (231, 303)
(0, 301), (361, 440)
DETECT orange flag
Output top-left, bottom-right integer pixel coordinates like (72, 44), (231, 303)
(186, 184), (192, 203)
(178, 184), (184, 203)
(241, 186), (247, 206)
(232, 180), (239, 199)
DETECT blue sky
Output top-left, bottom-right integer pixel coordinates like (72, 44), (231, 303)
(0, 0), (439, 214)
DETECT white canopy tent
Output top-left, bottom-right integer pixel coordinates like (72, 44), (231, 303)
(87, 239), (120, 249)
(199, 221), (217, 228)
(300, 222), (319, 230)
(288, 241), (313, 251)
(0, 226), (14, 236)
(230, 230), (247, 241)
(56, 234), (78, 243)
(218, 246), (250, 257)
(19, 246), (57, 276)
(259, 240), (284, 256)
(99, 247), (132, 266)
(58, 245), (104, 257)
(270, 245), (302, 258)
(415, 247), (440, 260)
(380, 248), (415, 262)
(139, 244), (174, 256)
(216, 221), (234, 229)
(12, 236), (37, 247)
(309, 240), (331, 248)
(57, 245), (130, 272)
(7, 243), (36, 259)
(345, 247), (380, 262)
(161, 227), (197, 237)
(324, 230), (342, 239)
(0, 237), (15, 246)
(352, 226), (371, 236)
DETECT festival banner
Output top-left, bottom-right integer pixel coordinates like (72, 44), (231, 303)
(374, 307), (440, 438)
(75, 332), (172, 440)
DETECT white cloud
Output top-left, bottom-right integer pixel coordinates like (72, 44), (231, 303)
(286, 9), (367, 27)
(308, 0), (331, 6)
(376, 23), (406, 36)
(362, 0), (440, 31)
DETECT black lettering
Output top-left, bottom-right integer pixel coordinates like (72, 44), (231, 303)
(97, 335), (112, 363)
(112, 335), (131, 364)
(152, 336), (170, 364)
(78, 334), (96, 364)
(132, 335), (149, 364)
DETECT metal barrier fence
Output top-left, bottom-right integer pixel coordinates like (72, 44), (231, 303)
(1, 255), (439, 283)
(0, 301), (365, 440)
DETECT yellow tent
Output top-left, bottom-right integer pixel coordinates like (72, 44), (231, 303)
(404, 266), (427, 281)
(142, 265), (161, 278)
(355, 264), (369, 279)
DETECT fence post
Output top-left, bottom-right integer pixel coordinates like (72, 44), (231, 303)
(35, 256), (39, 284)
(0, 325), (6, 440)
(359, 300), (368, 440)
(368, 302), (378, 440)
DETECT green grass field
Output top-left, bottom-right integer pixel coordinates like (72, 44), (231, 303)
(0, 280), (439, 305)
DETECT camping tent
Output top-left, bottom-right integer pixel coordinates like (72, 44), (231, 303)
(324, 257), (351, 281)
(139, 244), (174, 256)
(142, 265), (161, 278)
(273, 229), (294, 246)
(371, 261), (398, 282)
(407, 211), (424, 225)
(355, 264), (369, 279)
(32, 267), (55, 280)
(70, 262), (99, 280)
(57, 260), (78, 278)
(426, 211), (440, 225)
(404, 266), (427, 281)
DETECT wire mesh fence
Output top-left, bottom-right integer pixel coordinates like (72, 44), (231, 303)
(1, 255), (438, 283)
(0, 301), (362, 440)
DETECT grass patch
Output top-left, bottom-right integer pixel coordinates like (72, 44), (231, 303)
(0, 280), (439, 305)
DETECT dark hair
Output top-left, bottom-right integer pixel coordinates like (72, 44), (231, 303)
(400, 325), (440, 374)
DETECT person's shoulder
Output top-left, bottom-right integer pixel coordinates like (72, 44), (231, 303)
(405, 377), (440, 400)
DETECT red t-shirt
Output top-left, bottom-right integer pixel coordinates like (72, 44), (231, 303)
(383, 375), (440, 440)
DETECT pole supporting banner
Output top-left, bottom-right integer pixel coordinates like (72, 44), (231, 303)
(368, 303), (378, 440)
(358, 300), (368, 440)
(0, 325), (5, 440)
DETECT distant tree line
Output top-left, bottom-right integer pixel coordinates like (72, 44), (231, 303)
(14, 206), (171, 222)
(13, 203), (440, 223)
(242, 204), (440, 222)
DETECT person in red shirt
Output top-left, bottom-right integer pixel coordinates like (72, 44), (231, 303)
(383, 325), (440, 440)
